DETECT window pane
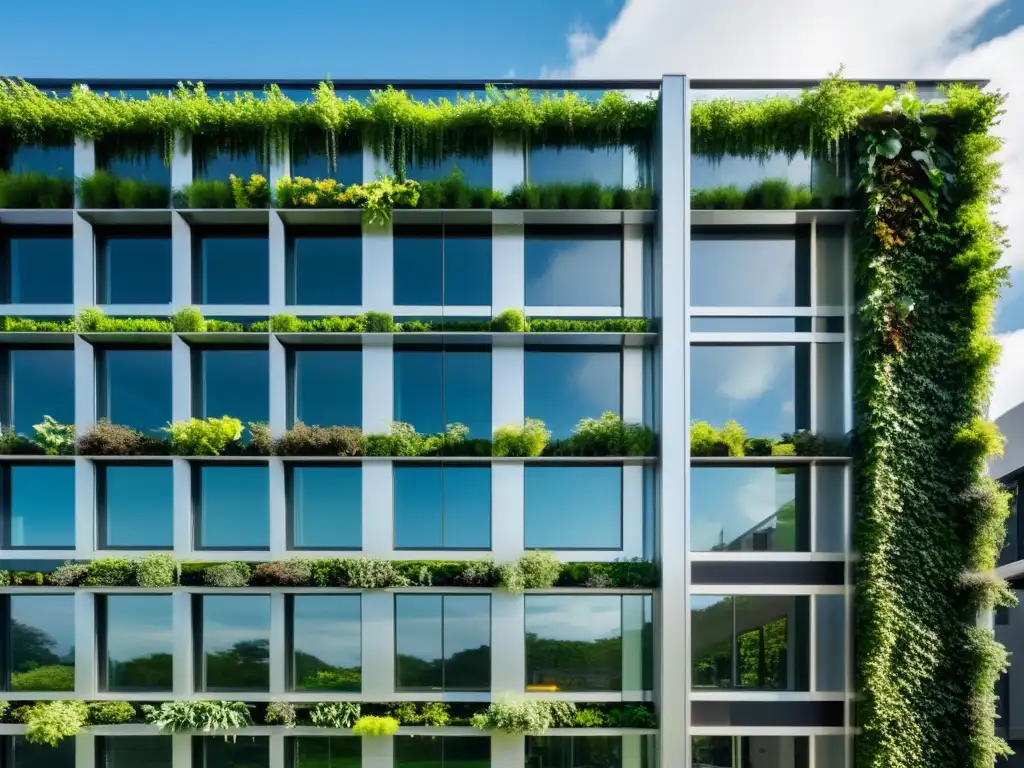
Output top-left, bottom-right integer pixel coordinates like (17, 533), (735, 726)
(405, 154), (492, 186)
(103, 465), (173, 548)
(105, 595), (173, 691)
(525, 227), (621, 306)
(815, 594), (845, 693)
(9, 348), (74, 435)
(7, 145), (73, 177)
(526, 736), (625, 768)
(525, 466), (621, 549)
(102, 736), (173, 768)
(394, 228), (443, 305)
(99, 235), (172, 304)
(103, 349), (172, 435)
(289, 147), (363, 184)
(294, 350), (361, 427)
(394, 466), (490, 550)
(691, 345), (807, 438)
(202, 737), (270, 768)
(396, 594), (443, 690)
(444, 595), (490, 691)
(10, 595), (75, 691)
(195, 148), (267, 182)
(197, 235), (269, 304)
(444, 228), (491, 306)
(443, 466), (491, 549)
(202, 596), (270, 691)
(9, 464), (75, 548)
(394, 350), (442, 433)
(692, 736), (734, 767)
(690, 467), (808, 552)
(692, 229), (809, 307)
(291, 466), (361, 549)
(525, 350), (620, 439)
(394, 350), (491, 439)
(292, 736), (362, 768)
(98, 143), (171, 185)
(201, 350), (268, 426)
(692, 596), (733, 688)
(288, 234), (361, 305)
(441, 737), (491, 768)
(528, 146), (625, 186)
(691, 736), (811, 768)
(444, 351), (491, 439)
(292, 595), (361, 692)
(9, 348), (74, 434)
(14, 737), (75, 767)
(691, 151), (848, 207)
(395, 736), (441, 768)
(525, 595), (622, 692)
(199, 465), (269, 549)
(394, 467), (442, 549)
(8, 235), (73, 303)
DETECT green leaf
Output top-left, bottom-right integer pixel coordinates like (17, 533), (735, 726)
(920, 125), (938, 141)
(877, 137), (902, 158)
(911, 149), (936, 172)
(908, 186), (937, 218)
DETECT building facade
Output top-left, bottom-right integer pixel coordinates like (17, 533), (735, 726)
(0, 76), (870, 768)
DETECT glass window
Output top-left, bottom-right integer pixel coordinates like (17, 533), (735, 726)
(13, 736), (75, 767)
(289, 145), (363, 184)
(526, 736), (633, 768)
(404, 154), (492, 187)
(197, 465), (269, 549)
(691, 345), (809, 438)
(691, 595), (809, 690)
(525, 466), (621, 549)
(101, 464), (173, 548)
(525, 595), (623, 692)
(292, 350), (361, 427)
(393, 225), (491, 307)
(194, 232), (269, 304)
(691, 151), (847, 208)
(291, 595), (361, 692)
(101, 349), (172, 435)
(395, 594), (491, 691)
(8, 348), (74, 435)
(201, 737), (270, 768)
(525, 350), (620, 439)
(97, 232), (173, 304)
(194, 145), (268, 182)
(287, 231), (361, 305)
(97, 143), (171, 186)
(394, 350), (491, 439)
(7, 464), (75, 548)
(528, 145), (626, 186)
(394, 465), (490, 549)
(100, 736), (173, 768)
(289, 737), (361, 768)
(691, 736), (811, 768)
(815, 594), (846, 693)
(103, 595), (173, 691)
(199, 349), (269, 427)
(690, 467), (809, 552)
(199, 595), (270, 692)
(9, 594), (75, 691)
(444, 227), (491, 306)
(5, 144), (73, 177)
(525, 226), (621, 307)
(692, 228), (810, 307)
(5, 234), (73, 303)
(290, 466), (361, 549)
(394, 736), (490, 768)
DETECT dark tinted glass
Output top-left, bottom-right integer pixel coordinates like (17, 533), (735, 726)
(525, 595), (622, 692)
(394, 736), (490, 768)
(98, 143), (171, 185)
(14, 737), (74, 767)
(10, 594), (75, 691)
(8, 464), (75, 547)
(98, 235), (173, 304)
(200, 349), (269, 426)
(195, 147), (268, 182)
(201, 595), (271, 691)
(291, 466), (362, 549)
(394, 350), (491, 439)
(395, 594), (490, 691)
(289, 147), (363, 184)
(394, 229), (442, 305)
(526, 736), (624, 768)
(291, 737), (362, 768)
(692, 229), (810, 307)
(202, 737), (270, 768)
(525, 466), (621, 549)
(525, 228), (621, 306)
(105, 595), (173, 691)
(198, 465), (269, 549)
(444, 229), (491, 306)
(394, 226), (491, 307)
(524, 350), (620, 439)
(404, 154), (492, 187)
(7, 145), (73, 177)
(9, 349), (74, 434)
(292, 595), (361, 692)
(528, 145), (624, 186)
(8, 236), (73, 303)
(102, 349), (172, 435)
(102, 464), (173, 548)
(691, 735), (811, 768)
(394, 466), (491, 549)
(101, 736), (173, 768)
(196, 235), (269, 304)
(287, 234), (361, 305)
(293, 350), (361, 427)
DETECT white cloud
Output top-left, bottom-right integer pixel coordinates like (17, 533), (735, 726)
(992, 329), (1024, 418)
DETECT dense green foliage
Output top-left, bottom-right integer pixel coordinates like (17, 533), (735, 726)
(15, 701), (87, 746)
(77, 170), (168, 208)
(0, 170), (73, 207)
(351, 715), (399, 736)
(691, 178), (828, 210)
(142, 700), (252, 739)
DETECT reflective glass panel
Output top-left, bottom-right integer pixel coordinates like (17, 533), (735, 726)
(287, 233), (362, 306)
(105, 595), (173, 691)
(102, 349), (172, 435)
(98, 143), (171, 185)
(525, 736), (626, 768)
(525, 227), (621, 306)
(292, 595), (361, 692)
(290, 466), (361, 549)
(691, 736), (811, 768)
(198, 465), (270, 549)
(14, 737), (74, 767)
(102, 464), (173, 548)
(98, 234), (172, 304)
(525, 466), (621, 549)
(444, 227), (491, 306)
(394, 736), (490, 768)
(691, 151), (848, 208)
(9, 349), (74, 435)
(101, 736), (173, 768)
(394, 227), (442, 305)
(525, 595), (622, 692)
(404, 154), (492, 187)
(293, 350), (361, 427)
(692, 228), (810, 307)
(196, 235), (269, 304)
(200, 349), (269, 427)
(194, 147), (268, 182)
(395, 594), (490, 691)
(6, 145), (73, 177)
(8, 235), (73, 303)
(394, 466), (491, 549)
(9, 464), (74, 548)
(289, 146), (363, 184)
(202, 737), (270, 768)
(291, 737), (362, 768)
(528, 146), (626, 186)
(393, 350), (491, 439)
(524, 350), (620, 439)
(10, 595), (75, 691)
(201, 595), (271, 692)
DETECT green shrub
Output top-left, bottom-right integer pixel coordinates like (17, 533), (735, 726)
(181, 179), (234, 208)
(346, 176), (420, 224)
(0, 571), (8, 587)
(689, 420), (744, 457)
(251, 559), (313, 586)
(18, 701), (87, 746)
(417, 702), (451, 726)
(605, 705), (657, 728)
(164, 416), (243, 455)
(0, 171), (74, 208)
(455, 558), (500, 587)
(363, 311), (396, 332)
(352, 715), (399, 736)
(691, 185), (745, 210)
(87, 701), (136, 725)
(0, 427), (46, 454)
(574, 708), (606, 728)
(78, 171), (169, 208)
(310, 702), (360, 729)
(11, 664), (75, 692)
(76, 420), (171, 455)
(170, 307), (207, 332)
(137, 553), (180, 587)
(142, 700), (252, 738)
(499, 550), (561, 593)
(265, 701), (297, 727)
(492, 418), (550, 457)
(77, 170), (118, 207)
(526, 317), (650, 333)
(230, 173), (271, 208)
(491, 308), (526, 332)
(12, 570), (44, 586)
(247, 421), (272, 456)
(471, 700), (563, 734)
(275, 176), (357, 208)
(49, 561), (89, 587)
(33, 416), (75, 455)
(204, 562), (252, 587)
(86, 557), (137, 586)
(0, 315), (75, 332)
(275, 422), (362, 456)
(75, 307), (173, 333)
(544, 411), (655, 456)
(268, 313), (371, 332)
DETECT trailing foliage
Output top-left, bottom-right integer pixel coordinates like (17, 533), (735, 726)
(544, 411), (655, 457)
(351, 715), (400, 736)
(276, 175), (419, 222)
(470, 699), (575, 735)
(0, 170), (73, 208)
(77, 170), (169, 208)
(142, 700), (252, 739)
(264, 701), (297, 728)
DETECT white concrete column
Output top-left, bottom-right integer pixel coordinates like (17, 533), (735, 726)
(362, 146), (391, 184)
(623, 147), (640, 189)
(74, 591), (95, 697)
(171, 131), (193, 192)
(172, 734), (192, 768)
(622, 347), (644, 424)
(362, 340), (394, 433)
(362, 734), (395, 768)
(492, 222), (525, 314)
(491, 592), (525, 694)
(269, 733), (286, 768)
(361, 592), (395, 699)
(269, 145), (290, 202)
(72, 213), (94, 310)
(269, 211), (287, 314)
(362, 459), (393, 556)
(492, 344), (524, 431)
(74, 138), (96, 207)
(171, 336), (191, 422)
(363, 219), (394, 311)
(622, 465), (644, 560)
(623, 223), (645, 316)
(622, 595), (645, 698)
(270, 592), (287, 696)
(269, 458), (287, 559)
(172, 592), (194, 696)
(75, 732), (96, 768)
(172, 459), (192, 553)
(492, 137), (525, 193)
(491, 462), (524, 562)
(74, 335), (96, 434)
(491, 733), (526, 768)
(269, 335), (287, 438)
(622, 735), (643, 768)
(75, 459), (95, 555)
(171, 212), (192, 307)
